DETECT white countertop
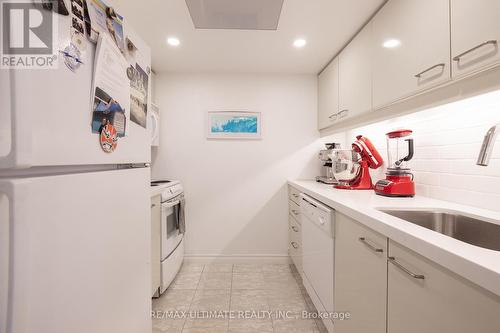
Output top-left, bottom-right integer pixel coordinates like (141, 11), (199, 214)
(289, 180), (500, 297)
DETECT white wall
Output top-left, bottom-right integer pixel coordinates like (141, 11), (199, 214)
(324, 90), (500, 212)
(152, 73), (321, 260)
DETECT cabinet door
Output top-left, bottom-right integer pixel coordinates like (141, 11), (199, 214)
(339, 24), (372, 121)
(318, 57), (339, 130)
(387, 240), (500, 333)
(372, 0), (450, 109)
(451, 0), (500, 78)
(334, 213), (387, 333)
(151, 195), (161, 296)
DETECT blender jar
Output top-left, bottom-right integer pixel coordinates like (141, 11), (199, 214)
(386, 129), (414, 174)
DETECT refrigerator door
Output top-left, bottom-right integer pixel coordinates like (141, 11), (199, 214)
(0, 168), (151, 333)
(0, 2), (151, 170)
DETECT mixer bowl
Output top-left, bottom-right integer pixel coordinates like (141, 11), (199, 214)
(330, 149), (361, 183)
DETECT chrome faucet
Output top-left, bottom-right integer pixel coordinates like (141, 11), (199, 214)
(477, 124), (500, 166)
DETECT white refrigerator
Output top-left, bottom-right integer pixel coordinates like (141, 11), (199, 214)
(0, 2), (152, 333)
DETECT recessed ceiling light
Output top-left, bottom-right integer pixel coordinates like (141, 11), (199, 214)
(382, 39), (401, 49)
(167, 37), (180, 47)
(293, 38), (307, 48)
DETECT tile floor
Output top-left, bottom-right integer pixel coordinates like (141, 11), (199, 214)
(152, 263), (328, 333)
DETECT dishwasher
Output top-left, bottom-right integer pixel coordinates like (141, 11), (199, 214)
(300, 193), (335, 333)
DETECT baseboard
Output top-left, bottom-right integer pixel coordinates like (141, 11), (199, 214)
(183, 254), (291, 264)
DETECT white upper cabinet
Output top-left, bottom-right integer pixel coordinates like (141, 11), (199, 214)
(318, 57), (339, 130)
(372, 0), (451, 109)
(451, 0), (500, 78)
(339, 23), (373, 120)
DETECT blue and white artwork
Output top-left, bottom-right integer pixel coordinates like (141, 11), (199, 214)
(207, 112), (261, 139)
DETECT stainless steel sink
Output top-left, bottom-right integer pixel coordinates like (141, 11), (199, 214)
(379, 209), (500, 251)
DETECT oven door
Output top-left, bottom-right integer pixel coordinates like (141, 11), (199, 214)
(160, 196), (183, 260)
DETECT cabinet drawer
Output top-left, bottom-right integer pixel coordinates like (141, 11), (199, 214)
(289, 214), (302, 245)
(288, 186), (301, 205)
(289, 220), (302, 271)
(288, 200), (301, 222)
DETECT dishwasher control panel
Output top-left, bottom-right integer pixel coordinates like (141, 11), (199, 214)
(299, 193), (334, 237)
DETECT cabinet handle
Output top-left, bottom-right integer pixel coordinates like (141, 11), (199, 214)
(292, 193), (299, 198)
(291, 241), (299, 249)
(291, 226), (299, 232)
(388, 256), (425, 280)
(452, 40), (498, 62)
(414, 63), (445, 78)
(328, 113), (338, 121)
(291, 209), (300, 215)
(151, 204), (156, 208)
(338, 109), (349, 119)
(358, 237), (383, 253)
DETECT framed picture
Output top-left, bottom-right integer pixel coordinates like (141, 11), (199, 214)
(207, 111), (262, 139)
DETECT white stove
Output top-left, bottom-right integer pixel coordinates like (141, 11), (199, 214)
(151, 180), (185, 294)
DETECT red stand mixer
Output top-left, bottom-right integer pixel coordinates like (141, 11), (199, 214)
(334, 135), (384, 190)
(375, 129), (415, 197)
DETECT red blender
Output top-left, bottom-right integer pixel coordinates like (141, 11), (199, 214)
(334, 135), (384, 190)
(375, 129), (415, 197)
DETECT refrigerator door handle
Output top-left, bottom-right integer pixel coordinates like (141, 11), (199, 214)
(0, 181), (14, 333)
(0, 70), (32, 170)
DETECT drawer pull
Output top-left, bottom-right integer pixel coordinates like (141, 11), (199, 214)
(292, 193), (299, 198)
(151, 204), (156, 208)
(291, 209), (300, 215)
(414, 63), (445, 78)
(291, 226), (299, 232)
(338, 109), (348, 119)
(291, 242), (299, 249)
(452, 40), (498, 62)
(328, 113), (338, 121)
(358, 237), (383, 253)
(388, 256), (425, 280)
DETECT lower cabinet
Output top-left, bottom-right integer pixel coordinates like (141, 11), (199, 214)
(288, 186), (303, 275)
(288, 214), (302, 273)
(334, 213), (387, 333)
(387, 240), (500, 333)
(288, 190), (500, 332)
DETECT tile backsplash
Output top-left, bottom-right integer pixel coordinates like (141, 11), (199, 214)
(323, 90), (500, 212)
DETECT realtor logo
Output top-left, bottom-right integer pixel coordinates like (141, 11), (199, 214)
(1, 0), (58, 69)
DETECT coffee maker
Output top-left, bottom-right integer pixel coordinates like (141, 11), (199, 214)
(316, 143), (341, 184)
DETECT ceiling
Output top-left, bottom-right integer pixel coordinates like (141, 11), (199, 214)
(112, 0), (385, 74)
